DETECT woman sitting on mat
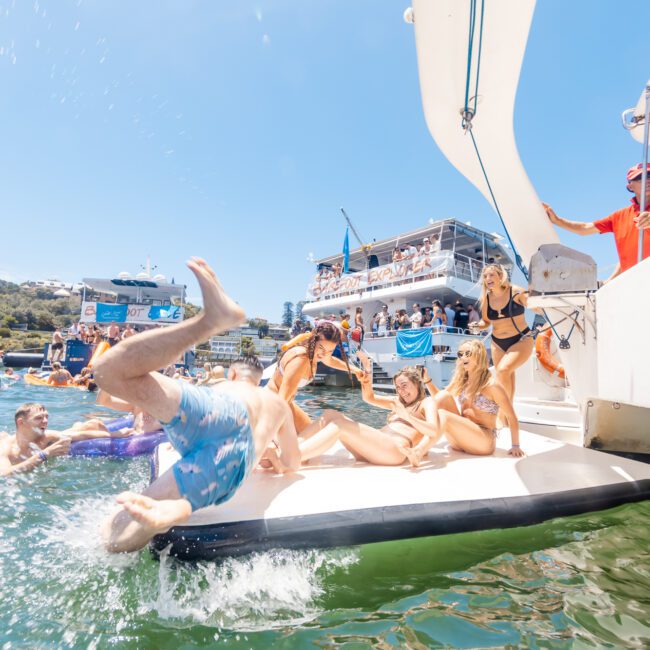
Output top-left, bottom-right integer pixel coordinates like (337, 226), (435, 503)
(469, 264), (533, 401)
(406, 339), (524, 464)
(298, 366), (440, 466)
(266, 322), (364, 435)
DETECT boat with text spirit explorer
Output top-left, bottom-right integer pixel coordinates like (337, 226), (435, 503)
(300, 218), (520, 386)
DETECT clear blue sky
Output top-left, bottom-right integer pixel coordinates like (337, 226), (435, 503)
(0, 1), (647, 321)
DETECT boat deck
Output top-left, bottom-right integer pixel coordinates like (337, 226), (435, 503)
(151, 429), (650, 560)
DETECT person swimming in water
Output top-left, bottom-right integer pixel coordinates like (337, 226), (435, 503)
(0, 403), (133, 477)
(296, 366), (439, 467)
(93, 258), (301, 553)
(405, 339), (524, 464)
(47, 362), (73, 387)
(266, 322), (364, 436)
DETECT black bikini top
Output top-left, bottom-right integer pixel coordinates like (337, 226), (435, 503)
(487, 287), (525, 320)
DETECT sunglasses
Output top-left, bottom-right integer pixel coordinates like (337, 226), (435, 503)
(457, 350), (472, 358)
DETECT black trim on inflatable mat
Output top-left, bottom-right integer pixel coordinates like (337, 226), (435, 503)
(150, 479), (650, 561)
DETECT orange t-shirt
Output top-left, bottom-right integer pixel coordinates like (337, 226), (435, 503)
(593, 199), (650, 273)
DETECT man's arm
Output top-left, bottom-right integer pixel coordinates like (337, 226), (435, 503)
(0, 452), (47, 476)
(543, 203), (599, 235)
(604, 262), (621, 284)
(0, 438), (71, 477)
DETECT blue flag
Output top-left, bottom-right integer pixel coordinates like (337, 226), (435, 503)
(342, 226), (350, 274)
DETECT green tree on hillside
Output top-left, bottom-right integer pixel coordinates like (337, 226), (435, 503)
(282, 302), (294, 327)
(295, 301), (307, 321)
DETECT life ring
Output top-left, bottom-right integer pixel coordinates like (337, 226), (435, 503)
(535, 329), (565, 379)
(281, 332), (311, 352)
(88, 341), (111, 368)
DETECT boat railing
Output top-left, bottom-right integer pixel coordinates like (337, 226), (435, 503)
(366, 325), (486, 339)
(308, 250), (484, 301)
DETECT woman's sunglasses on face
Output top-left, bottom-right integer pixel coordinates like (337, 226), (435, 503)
(457, 350), (472, 358)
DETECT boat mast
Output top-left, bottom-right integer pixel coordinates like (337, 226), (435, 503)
(340, 207), (370, 260)
(638, 82), (649, 263)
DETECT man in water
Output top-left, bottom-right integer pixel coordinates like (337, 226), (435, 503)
(544, 163), (650, 282)
(0, 403), (132, 477)
(94, 258), (300, 553)
(50, 328), (65, 363)
(121, 323), (136, 341)
(47, 361), (73, 386)
(106, 322), (121, 347)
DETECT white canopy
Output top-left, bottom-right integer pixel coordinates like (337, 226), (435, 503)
(410, 0), (559, 270)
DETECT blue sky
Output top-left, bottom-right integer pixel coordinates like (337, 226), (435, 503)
(0, 1), (647, 321)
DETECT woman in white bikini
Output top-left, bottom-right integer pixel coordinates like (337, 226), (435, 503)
(298, 366), (440, 465)
(406, 339), (524, 464)
(267, 322), (363, 434)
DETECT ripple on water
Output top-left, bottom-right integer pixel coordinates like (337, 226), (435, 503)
(1, 380), (650, 648)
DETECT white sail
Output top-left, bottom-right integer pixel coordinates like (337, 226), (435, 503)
(409, 0), (558, 269)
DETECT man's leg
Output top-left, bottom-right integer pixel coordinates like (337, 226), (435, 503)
(103, 468), (192, 553)
(93, 258), (245, 423)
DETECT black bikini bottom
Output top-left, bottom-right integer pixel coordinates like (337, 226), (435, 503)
(492, 327), (531, 353)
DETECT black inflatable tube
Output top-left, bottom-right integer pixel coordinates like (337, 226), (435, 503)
(3, 352), (44, 368)
(150, 479), (650, 561)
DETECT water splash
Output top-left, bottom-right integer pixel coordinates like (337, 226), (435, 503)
(148, 547), (358, 629)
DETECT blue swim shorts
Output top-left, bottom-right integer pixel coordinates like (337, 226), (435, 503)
(164, 382), (255, 512)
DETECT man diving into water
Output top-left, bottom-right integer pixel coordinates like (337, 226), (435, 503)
(95, 258), (301, 553)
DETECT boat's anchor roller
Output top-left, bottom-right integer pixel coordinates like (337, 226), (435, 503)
(529, 244), (598, 295)
(527, 244), (598, 349)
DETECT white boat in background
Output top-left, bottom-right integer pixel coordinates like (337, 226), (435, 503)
(301, 218), (522, 386)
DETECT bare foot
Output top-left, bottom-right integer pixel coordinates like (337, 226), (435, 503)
(116, 491), (191, 533)
(187, 257), (246, 334)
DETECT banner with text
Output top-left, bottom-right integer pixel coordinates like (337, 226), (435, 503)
(308, 250), (455, 299)
(81, 301), (184, 325)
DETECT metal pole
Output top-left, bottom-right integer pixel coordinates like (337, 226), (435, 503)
(638, 81), (650, 263)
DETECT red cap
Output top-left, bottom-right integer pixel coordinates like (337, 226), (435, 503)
(627, 163), (650, 182)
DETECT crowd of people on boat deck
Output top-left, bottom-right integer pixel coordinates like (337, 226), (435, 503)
(313, 233), (445, 290)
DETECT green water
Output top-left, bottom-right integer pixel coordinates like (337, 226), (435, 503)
(1, 381), (649, 649)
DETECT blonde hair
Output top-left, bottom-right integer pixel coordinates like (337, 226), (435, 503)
(446, 340), (491, 402)
(479, 264), (510, 311)
(392, 366), (426, 406)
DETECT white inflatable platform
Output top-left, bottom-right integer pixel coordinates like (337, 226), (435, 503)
(150, 430), (650, 561)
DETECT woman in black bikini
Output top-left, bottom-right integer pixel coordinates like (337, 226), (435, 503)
(469, 264), (533, 401)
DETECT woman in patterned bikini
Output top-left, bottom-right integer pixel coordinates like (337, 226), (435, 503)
(404, 339), (525, 464)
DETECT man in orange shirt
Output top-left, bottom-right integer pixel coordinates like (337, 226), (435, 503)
(544, 163), (650, 282)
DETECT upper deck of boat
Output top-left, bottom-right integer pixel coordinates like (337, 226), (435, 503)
(303, 219), (514, 312)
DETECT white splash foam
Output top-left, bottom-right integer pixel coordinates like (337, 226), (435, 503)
(146, 546), (359, 630)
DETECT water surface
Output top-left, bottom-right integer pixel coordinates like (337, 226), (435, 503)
(1, 381), (649, 648)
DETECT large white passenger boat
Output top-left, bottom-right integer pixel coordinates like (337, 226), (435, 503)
(301, 218), (512, 384)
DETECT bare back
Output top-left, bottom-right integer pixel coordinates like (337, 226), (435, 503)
(210, 381), (295, 463)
